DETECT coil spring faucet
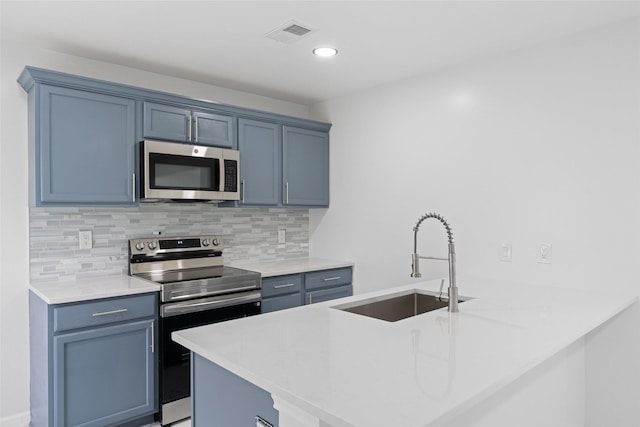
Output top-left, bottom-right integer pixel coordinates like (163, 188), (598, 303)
(411, 212), (459, 312)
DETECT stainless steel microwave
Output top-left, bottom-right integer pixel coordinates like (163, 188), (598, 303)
(139, 139), (240, 202)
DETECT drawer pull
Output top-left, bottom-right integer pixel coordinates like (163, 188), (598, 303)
(323, 276), (341, 282)
(274, 283), (296, 289)
(92, 308), (128, 317)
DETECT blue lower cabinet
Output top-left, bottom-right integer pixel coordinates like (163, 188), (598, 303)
(53, 319), (156, 427)
(304, 267), (353, 305)
(192, 353), (278, 427)
(262, 293), (302, 313)
(29, 292), (158, 427)
(260, 267), (354, 313)
(305, 285), (353, 305)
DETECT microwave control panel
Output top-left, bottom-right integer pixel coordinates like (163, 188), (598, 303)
(224, 159), (238, 192)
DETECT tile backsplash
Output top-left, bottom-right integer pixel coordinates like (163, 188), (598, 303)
(30, 204), (309, 283)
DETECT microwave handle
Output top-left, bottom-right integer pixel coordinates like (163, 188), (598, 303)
(220, 159), (225, 193)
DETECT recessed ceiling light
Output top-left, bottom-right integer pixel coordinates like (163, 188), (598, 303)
(313, 47), (338, 57)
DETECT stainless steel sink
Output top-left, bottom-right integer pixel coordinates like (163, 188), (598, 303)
(332, 290), (468, 322)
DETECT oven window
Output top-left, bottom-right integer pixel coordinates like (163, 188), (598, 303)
(149, 153), (219, 191)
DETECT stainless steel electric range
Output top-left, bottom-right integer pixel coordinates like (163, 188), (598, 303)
(129, 235), (261, 425)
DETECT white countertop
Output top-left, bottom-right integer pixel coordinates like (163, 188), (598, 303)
(29, 257), (352, 305)
(30, 275), (160, 304)
(229, 257), (354, 277)
(173, 277), (637, 427)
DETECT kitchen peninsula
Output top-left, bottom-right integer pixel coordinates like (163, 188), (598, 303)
(173, 277), (637, 427)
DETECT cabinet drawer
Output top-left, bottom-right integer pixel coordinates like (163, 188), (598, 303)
(53, 293), (157, 333)
(306, 285), (353, 305)
(304, 268), (352, 291)
(261, 274), (302, 298)
(262, 293), (302, 313)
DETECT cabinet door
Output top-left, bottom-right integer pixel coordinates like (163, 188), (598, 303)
(192, 354), (279, 427)
(53, 319), (156, 427)
(262, 293), (302, 313)
(143, 102), (191, 142)
(282, 127), (329, 207)
(305, 285), (352, 305)
(238, 119), (281, 205)
(193, 111), (235, 148)
(40, 86), (136, 204)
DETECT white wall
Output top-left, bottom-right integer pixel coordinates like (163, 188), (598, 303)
(309, 18), (640, 424)
(310, 18), (640, 296)
(0, 40), (310, 425)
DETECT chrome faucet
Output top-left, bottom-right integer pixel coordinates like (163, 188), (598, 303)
(411, 212), (459, 312)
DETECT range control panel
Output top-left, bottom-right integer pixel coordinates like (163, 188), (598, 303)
(129, 235), (223, 254)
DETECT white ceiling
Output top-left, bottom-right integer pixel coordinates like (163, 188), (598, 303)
(3, 1), (640, 105)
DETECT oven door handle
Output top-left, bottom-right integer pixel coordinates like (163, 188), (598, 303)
(167, 284), (260, 302)
(161, 291), (261, 317)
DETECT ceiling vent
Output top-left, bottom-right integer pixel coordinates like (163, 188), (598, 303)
(265, 20), (316, 44)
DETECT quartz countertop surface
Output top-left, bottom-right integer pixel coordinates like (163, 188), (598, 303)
(30, 275), (160, 304)
(172, 277), (637, 427)
(229, 257), (354, 277)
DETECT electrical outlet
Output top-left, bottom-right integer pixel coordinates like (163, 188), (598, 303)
(537, 243), (552, 264)
(79, 230), (93, 249)
(500, 242), (512, 262)
(277, 227), (286, 244)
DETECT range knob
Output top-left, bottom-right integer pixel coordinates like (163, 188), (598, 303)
(148, 241), (157, 250)
(135, 242), (145, 251)
(212, 238), (220, 246)
(202, 239), (210, 247)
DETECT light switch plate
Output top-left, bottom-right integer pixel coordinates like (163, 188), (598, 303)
(277, 227), (286, 244)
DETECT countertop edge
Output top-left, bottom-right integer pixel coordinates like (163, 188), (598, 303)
(29, 276), (161, 305)
(229, 257), (354, 278)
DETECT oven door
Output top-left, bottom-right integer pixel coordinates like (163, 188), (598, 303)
(159, 290), (261, 425)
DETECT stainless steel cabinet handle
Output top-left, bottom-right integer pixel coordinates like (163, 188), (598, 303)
(132, 173), (136, 202)
(308, 293), (313, 304)
(187, 115), (192, 141)
(274, 283), (296, 289)
(194, 116), (199, 142)
(285, 182), (289, 204)
(151, 321), (155, 353)
(92, 308), (128, 317)
(241, 179), (245, 204)
(323, 276), (341, 282)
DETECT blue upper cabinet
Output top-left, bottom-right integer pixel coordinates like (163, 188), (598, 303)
(143, 102), (190, 142)
(143, 101), (236, 148)
(37, 85), (136, 206)
(238, 119), (281, 206)
(229, 121), (330, 208)
(18, 66), (331, 207)
(283, 127), (330, 207)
